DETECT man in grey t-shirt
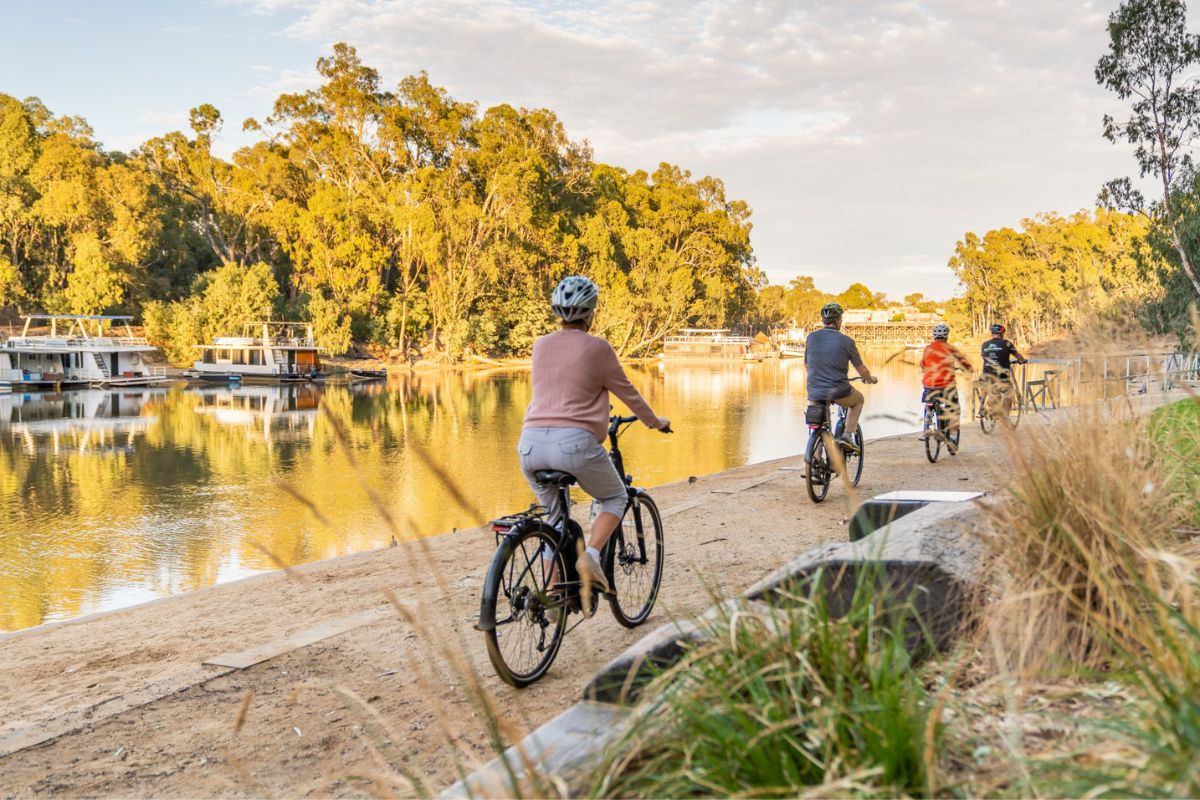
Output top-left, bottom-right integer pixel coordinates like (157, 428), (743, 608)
(805, 303), (877, 450)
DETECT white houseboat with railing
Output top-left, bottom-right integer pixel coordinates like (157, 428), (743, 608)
(188, 321), (325, 383)
(0, 315), (168, 389)
(661, 328), (754, 359)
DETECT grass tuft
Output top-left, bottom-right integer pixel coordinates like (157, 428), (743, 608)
(591, 573), (939, 798)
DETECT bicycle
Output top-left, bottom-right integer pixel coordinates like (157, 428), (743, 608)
(804, 380), (864, 503)
(477, 415), (668, 687)
(922, 392), (960, 463)
(977, 365), (1024, 435)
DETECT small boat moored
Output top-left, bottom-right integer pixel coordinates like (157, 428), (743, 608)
(348, 368), (387, 381)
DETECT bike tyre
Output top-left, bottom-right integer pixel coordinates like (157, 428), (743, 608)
(845, 427), (865, 486)
(979, 396), (996, 435)
(482, 524), (567, 688)
(605, 494), (665, 628)
(805, 431), (831, 503)
(925, 408), (941, 463)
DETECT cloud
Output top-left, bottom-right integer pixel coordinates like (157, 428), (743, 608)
(217, 0), (1135, 297)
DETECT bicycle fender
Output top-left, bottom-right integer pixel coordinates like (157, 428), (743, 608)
(804, 430), (820, 464)
(477, 533), (518, 632)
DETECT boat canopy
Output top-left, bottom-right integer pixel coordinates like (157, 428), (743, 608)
(18, 314), (139, 339)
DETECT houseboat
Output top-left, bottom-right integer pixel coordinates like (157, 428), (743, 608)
(660, 328), (753, 359)
(0, 315), (168, 389)
(188, 321), (325, 383)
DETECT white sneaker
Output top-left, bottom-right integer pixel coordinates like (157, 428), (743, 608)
(576, 550), (610, 595)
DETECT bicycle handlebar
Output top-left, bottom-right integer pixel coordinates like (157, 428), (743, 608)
(609, 414), (673, 434)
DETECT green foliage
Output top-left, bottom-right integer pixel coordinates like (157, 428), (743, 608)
(1097, 0), (1200, 302)
(836, 281), (877, 309)
(0, 47), (759, 358)
(594, 578), (938, 798)
(949, 209), (1162, 343)
(144, 261), (280, 365)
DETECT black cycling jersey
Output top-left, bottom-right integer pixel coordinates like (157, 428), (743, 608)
(981, 337), (1021, 375)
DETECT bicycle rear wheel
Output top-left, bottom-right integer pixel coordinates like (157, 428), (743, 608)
(806, 431), (831, 503)
(979, 395), (996, 435)
(605, 494), (664, 628)
(924, 407), (941, 463)
(482, 524), (567, 688)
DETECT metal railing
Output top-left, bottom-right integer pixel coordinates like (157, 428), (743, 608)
(969, 350), (1199, 417)
(3, 335), (151, 349)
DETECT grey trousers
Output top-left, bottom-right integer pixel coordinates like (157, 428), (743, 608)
(517, 427), (628, 523)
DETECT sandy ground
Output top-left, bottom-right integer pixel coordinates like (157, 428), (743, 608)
(0, 404), (1114, 798)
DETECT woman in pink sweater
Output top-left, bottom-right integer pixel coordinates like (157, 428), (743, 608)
(520, 276), (670, 598)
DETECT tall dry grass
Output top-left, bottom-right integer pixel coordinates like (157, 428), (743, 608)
(978, 402), (1196, 677)
(961, 313), (1200, 795)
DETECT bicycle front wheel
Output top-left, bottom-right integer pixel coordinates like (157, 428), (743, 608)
(806, 431), (831, 503)
(482, 524), (567, 688)
(845, 427), (864, 486)
(606, 494), (664, 628)
(1010, 387), (1023, 429)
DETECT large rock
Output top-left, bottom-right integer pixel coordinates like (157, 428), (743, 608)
(583, 597), (779, 705)
(745, 498), (989, 652)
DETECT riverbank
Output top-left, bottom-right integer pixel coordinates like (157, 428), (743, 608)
(0, 401), (1164, 797)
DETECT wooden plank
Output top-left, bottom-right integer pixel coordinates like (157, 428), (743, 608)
(202, 608), (391, 670)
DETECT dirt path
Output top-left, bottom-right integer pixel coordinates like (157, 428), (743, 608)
(0, 415), (1029, 797)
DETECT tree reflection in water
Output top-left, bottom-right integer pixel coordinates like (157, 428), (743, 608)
(0, 353), (924, 631)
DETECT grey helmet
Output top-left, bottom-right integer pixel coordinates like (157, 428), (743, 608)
(932, 323), (950, 340)
(551, 275), (599, 323)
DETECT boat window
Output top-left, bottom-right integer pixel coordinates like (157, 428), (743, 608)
(233, 349), (246, 365)
(202, 350), (215, 364)
(249, 349), (264, 366)
(218, 349), (231, 361)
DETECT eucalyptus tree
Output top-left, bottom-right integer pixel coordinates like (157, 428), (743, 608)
(1097, 0), (1200, 301)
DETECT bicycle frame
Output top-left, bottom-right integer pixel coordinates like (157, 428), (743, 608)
(477, 416), (648, 632)
(804, 401), (848, 463)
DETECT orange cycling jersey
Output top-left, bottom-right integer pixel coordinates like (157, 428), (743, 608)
(921, 340), (972, 388)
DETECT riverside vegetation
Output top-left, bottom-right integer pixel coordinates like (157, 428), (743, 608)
(3, 13), (1199, 363)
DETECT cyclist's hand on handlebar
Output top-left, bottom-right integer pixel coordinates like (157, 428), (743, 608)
(864, 376), (879, 385)
(656, 417), (672, 433)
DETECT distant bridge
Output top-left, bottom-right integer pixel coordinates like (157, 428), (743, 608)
(842, 321), (933, 346)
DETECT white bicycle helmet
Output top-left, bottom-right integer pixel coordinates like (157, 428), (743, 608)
(551, 275), (599, 323)
(932, 323), (950, 340)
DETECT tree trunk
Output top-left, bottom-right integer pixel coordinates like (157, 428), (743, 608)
(1168, 222), (1200, 300)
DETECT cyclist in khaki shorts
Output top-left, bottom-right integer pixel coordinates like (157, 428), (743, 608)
(804, 303), (877, 450)
(519, 276), (671, 598)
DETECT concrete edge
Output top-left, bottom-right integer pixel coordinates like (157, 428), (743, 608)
(441, 496), (990, 798)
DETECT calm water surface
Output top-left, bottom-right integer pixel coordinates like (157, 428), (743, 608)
(0, 354), (927, 631)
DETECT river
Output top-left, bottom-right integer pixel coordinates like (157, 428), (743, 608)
(0, 352), (928, 631)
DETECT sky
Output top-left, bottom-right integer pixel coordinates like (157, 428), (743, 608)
(0, 0), (1149, 300)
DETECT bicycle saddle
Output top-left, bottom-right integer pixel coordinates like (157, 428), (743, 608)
(534, 470), (577, 487)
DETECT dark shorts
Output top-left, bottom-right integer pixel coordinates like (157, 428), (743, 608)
(922, 385), (960, 415)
